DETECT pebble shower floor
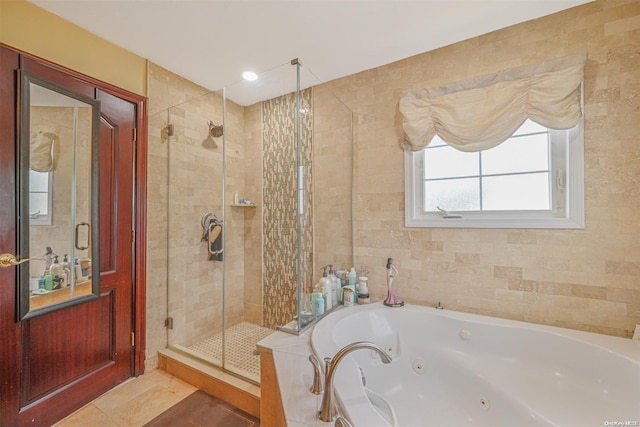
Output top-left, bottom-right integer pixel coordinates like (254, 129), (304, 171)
(187, 322), (274, 383)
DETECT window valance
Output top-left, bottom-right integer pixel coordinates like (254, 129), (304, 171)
(399, 53), (587, 152)
(30, 131), (56, 172)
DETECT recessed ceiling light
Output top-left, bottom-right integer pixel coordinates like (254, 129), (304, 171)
(242, 71), (258, 81)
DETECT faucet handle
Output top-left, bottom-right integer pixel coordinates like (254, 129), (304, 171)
(335, 415), (354, 427)
(308, 354), (324, 395)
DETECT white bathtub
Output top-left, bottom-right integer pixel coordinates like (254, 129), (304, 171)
(311, 303), (640, 427)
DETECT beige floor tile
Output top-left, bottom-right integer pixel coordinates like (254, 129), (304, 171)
(92, 376), (157, 414)
(99, 385), (183, 427)
(53, 404), (118, 427)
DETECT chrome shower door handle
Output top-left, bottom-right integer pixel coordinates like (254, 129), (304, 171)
(75, 222), (91, 251)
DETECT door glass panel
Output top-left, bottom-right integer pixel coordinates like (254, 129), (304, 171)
(18, 72), (101, 319)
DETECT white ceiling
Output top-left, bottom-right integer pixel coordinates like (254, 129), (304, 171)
(30, 0), (591, 106)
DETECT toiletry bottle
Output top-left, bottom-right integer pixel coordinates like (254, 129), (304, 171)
(311, 292), (318, 316)
(75, 258), (84, 281)
(314, 293), (325, 317)
(319, 266), (333, 311)
(348, 267), (357, 305)
(61, 254), (71, 286)
(44, 274), (53, 291)
(358, 276), (370, 304)
(329, 267), (339, 307)
(343, 287), (355, 307)
(335, 270), (343, 303)
(50, 256), (63, 280)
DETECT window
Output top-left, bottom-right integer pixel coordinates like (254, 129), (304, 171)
(29, 169), (53, 226)
(405, 119), (584, 229)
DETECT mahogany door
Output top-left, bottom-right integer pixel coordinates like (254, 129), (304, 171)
(0, 46), (145, 426)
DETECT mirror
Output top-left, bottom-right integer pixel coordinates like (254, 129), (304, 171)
(18, 71), (101, 320)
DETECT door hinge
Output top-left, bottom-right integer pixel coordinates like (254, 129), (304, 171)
(131, 332), (135, 347)
(132, 230), (135, 244)
(165, 317), (174, 329)
(132, 127), (137, 142)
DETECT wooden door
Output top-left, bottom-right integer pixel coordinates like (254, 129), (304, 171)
(0, 45), (147, 427)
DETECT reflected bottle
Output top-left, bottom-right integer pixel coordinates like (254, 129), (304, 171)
(50, 256), (63, 287)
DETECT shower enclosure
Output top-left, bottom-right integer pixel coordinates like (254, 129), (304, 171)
(158, 60), (354, 384)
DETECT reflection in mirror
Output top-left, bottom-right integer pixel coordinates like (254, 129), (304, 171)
(19, 72), (100, 319)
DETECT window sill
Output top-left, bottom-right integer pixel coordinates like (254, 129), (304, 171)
(405, 213), (584, 229)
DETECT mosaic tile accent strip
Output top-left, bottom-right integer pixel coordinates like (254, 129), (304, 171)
(262, 89), (313, 329)
(185, 322), (274, 383)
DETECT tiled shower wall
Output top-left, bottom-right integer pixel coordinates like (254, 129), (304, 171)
(242, 103), (263, 325)
(321, 0), (639, 337)
(312, 85), (354, 278)
(261, 89), (313, 328)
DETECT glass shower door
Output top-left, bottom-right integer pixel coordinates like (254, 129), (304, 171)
(165, 89), (226, 368)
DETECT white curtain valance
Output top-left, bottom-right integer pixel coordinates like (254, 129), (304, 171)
(30, 131), (56, 172)
(399, 53), (587, 152)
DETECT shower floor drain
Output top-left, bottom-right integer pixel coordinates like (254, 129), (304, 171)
(186, 322), (273, 382)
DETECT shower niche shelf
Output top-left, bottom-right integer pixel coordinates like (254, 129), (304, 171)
(231, 203), (256, 207)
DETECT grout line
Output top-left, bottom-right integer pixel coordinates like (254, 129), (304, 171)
(186, 322), (274, 381)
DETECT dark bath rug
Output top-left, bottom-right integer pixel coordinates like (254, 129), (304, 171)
(143, 390), (260, 427)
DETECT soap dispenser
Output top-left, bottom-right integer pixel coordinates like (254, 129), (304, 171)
(61, 254), (71, 286)
(50, 255), (64, 287)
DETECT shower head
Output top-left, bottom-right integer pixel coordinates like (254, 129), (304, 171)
(207, 120), (223, 138)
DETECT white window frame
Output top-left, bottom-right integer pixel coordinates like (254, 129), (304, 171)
(404, 118), (584, 229)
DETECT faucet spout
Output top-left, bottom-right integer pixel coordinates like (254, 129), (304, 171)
(318, 341), (392, 423)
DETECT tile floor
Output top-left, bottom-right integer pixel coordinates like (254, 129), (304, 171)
(54, 370), (197, 427)
(185, 321), (274, 382)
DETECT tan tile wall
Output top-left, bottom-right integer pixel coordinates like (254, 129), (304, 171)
(243, 103), (263, 325)
(321, 0), (640, 337)
(312, 85), (354, 278)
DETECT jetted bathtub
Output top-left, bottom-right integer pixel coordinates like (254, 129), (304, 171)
(310, 303), (640, 427)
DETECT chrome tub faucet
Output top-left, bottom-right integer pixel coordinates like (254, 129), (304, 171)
(318, 341), (392, 423)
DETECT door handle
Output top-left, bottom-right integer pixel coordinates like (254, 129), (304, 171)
(75, 222), (91, 251)
(0, 253), (41, 268)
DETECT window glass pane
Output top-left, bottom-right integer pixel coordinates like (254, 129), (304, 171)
(30, 193), (49, 216)
(482, 173), (550, 211)
(425, 177), (480, 211)
(29, 170), (49, 192)
(514, 119), (547, 136)
(428, 134), (447, 147)
(424, 146), (479, 179)
(482, 134), (549, 175)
